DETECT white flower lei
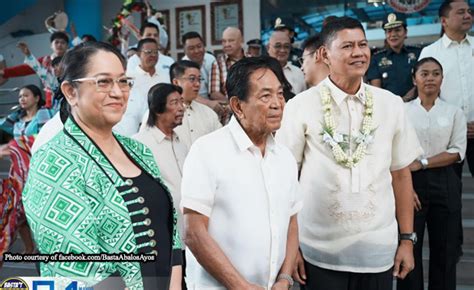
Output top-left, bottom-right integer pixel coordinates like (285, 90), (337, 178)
(321, 85), (375, 168)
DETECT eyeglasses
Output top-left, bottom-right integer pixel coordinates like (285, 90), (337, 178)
(298, 50), (316, 66)
(141, 49), (159, 55)
(180, 76), (204, 84)
(72, 76), (134, 93)
(272, 43), (292, 51)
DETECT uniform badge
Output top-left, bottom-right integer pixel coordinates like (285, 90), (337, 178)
(378, 57), (393, 67)
(408, 52), (417, 64)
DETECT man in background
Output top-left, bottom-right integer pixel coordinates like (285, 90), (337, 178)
(300, 33), (329, 87)
(274, 17), (303, 67)
(116, 38), (169, 136)
(267, 30), (306, 96)
(126, 22), (175, 79)
(246, 39), (263, 57)
(133, 84), (187, 281)
(216, 27), (245, 96)
(170, 60), (222, 149)
(182, 32), (226, 118)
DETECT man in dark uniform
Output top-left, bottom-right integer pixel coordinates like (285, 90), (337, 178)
(274, 18), (303, 68)
(246, 39), (263, 57)
(367, 13), (421, 98)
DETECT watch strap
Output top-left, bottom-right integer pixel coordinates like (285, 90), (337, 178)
(277, 273), (294, 287)
(399, 233), (417, 245)
(420, 158), (429, 169)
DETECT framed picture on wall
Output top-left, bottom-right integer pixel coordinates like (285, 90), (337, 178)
(175, 5), (206, 49)
(157, 9), (171, 51)
(211, 0), (243, 45)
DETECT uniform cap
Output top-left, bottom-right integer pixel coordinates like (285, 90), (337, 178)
(246, 39), (262, 47)
(383, 13), (405, 30)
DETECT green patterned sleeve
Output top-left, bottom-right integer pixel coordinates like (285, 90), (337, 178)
(22, 149), (119, 286)
(171, 207), (183, 266)
(171, 207), (182, 250)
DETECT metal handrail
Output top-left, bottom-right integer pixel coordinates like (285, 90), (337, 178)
(0, 88), (20, 113)
(0, 88), (20, 93)
(0, 102), (19, 106)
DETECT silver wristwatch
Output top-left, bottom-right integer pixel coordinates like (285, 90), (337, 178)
(277, 273), (294, 288)
(420, 158), (429, 170)
(400, 232), (418, 245)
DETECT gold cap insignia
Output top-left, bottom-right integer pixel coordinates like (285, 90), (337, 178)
(387, 13), (397, 23)
(384, 13), (404, 30)
(275, 17), (282, 28)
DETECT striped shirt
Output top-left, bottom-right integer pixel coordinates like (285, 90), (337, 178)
(216, 51), (245, 96)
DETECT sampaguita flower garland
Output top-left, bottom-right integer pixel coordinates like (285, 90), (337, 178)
(320, 85), (376, 168)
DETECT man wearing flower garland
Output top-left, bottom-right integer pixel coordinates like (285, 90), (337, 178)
(277, 17), (423, 290)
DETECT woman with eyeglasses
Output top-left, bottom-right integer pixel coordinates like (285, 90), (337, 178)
(22, 42), (183, 290)
(397, 57), (466, 290)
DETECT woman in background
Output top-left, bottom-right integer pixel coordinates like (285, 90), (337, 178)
(0, 84), (51, 267)
(398, 57), (466, 290)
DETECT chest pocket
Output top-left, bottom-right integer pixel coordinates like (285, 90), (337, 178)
(377, 59), (396, 88)
(434, 116), (452, 142)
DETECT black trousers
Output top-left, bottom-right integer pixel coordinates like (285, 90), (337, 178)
(452, 162), (464, 260)
(465, 139), (474, 176)
(397, 166), (461, 290)
(301, 261), (393, 290)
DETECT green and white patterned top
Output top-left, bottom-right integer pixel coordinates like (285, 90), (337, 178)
(23, 117), (182, 290)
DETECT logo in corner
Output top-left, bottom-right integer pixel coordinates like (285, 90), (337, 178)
(0, 277), (29, 290)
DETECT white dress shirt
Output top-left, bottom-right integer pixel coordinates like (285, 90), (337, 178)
(419, 34), (474, 120)
(115, 65), (169, 136)
(174, 100), (222, 149)
(283, 62), (306, 94)
(405, 98), (466, 160)
(126, 52), (174, 82)
(182, 53), (217, 98)
(139, 100), (222, 149)
(181, 117), (303, 289)
(277, 77), (423, 272)
(132, 125), (188, 246)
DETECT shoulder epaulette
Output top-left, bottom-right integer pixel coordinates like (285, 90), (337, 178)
(373, 49), (387, 55)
